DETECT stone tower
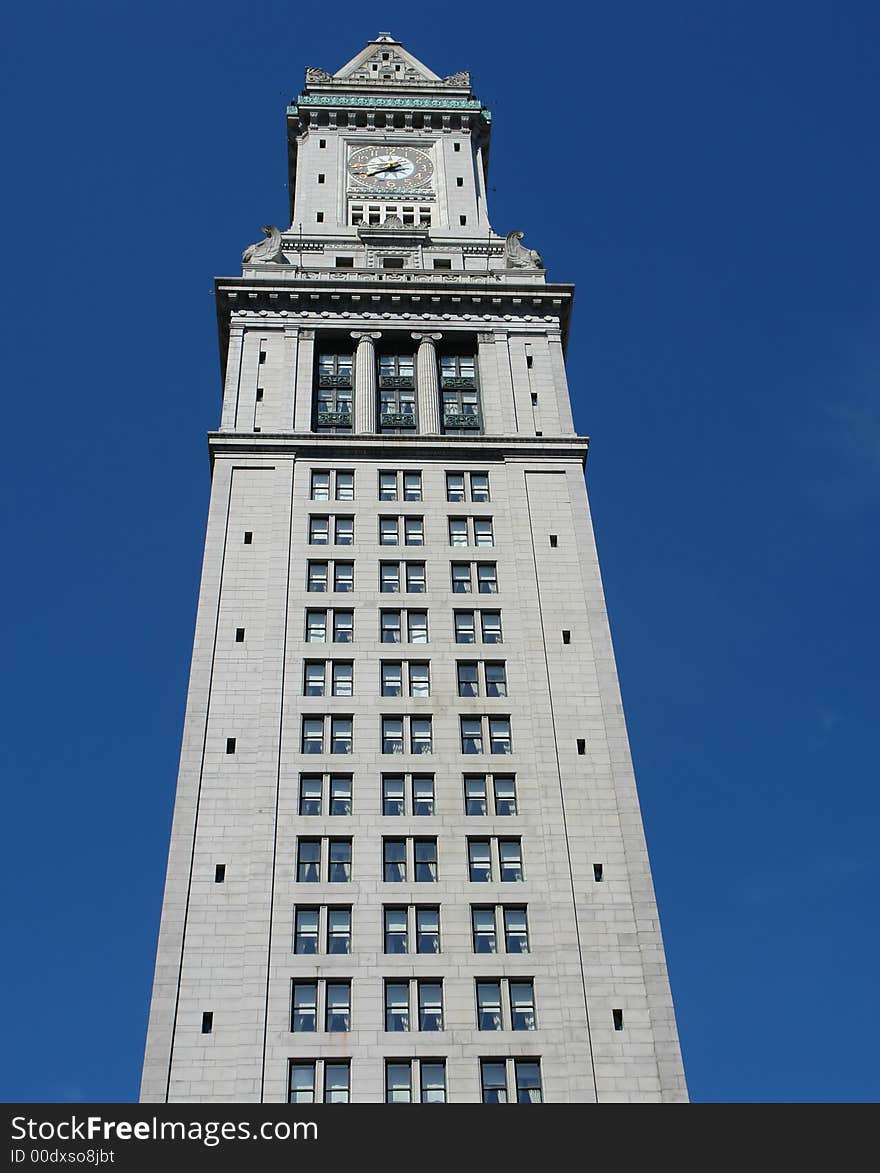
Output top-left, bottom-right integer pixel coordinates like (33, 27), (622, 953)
(140, 34), (687, 1104)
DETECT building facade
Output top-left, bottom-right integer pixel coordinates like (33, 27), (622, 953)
(140, 34), (687, 1104)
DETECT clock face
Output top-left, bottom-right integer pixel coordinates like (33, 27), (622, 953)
(348, 144), (434, 191)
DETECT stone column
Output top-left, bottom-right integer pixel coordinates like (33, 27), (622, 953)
(351, 331), (381, 434)
(412, 332), (442, 435)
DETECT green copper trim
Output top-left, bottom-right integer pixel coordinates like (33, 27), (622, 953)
(290, 95), (486, 112)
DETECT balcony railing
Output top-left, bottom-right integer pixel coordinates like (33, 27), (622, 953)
(443, 412), (481, 429)
(316, 411), (353, 427)
(379, 413), (417, 428)
(440, 375), (477, 389)
(379, 375), (415, 389)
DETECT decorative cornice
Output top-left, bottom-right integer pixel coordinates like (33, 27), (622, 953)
(208, 432), (589, 466)
(291, 95), (485, 111)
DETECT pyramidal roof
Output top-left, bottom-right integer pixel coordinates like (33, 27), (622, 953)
(334, 33), (441, 82)
(303, 34), (470, 90)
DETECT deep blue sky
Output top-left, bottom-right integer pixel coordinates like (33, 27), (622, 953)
(2, 1), (877, 1103)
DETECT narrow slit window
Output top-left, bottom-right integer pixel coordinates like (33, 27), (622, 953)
(549, 534), (558, 547)
(243, 532), (253, 544)
(562, 630), (571, 644)
(226, 737), (236, 754)
(214, 864), (226, 883)
(235, 628), (245, 643)
(201, 1012), (213, 1034)
(594, 863), (604, 882)
(613, 1008), (624, 1031)
(577, 738), (586, 755)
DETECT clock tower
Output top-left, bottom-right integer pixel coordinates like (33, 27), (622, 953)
(140, 34), (688, 1104)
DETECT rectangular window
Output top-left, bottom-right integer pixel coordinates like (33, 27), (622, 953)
(328, 838), (352, 882)
(446, 473), (465, 501)
(382, 717), (404, 755)
(334, 562), (354, 592)
(332, 662), (353, 697)
(477, 563), (498, 593)
(468, 839), (491, 882)
(379, 517), (399, 545)
(292, 982), (318, 1032)
(407, 611), (428, 643)
(308, 561), (328, 592)
(385, 1062), (411, 1104)
(381, 610), (402, 643)
(480, 1061), (507, 1104)
(470, 472), (490, 501)
(382, 662), (403, 697)
(310, 471), (331, 501)
(472, 906), (496, 953)
(451, 562), (472, 593)
(454, 611), (475, 643)
(481, 611), (502, 643)
(325, 982), (351, 1032)
(403, 472), (422, 501)
(473, 518), (494, 547)
(411, 718), (432, 755)
(412, 774), (434, 815)
(418, 981), (443, 1031)
(299, 774), (322, 815)
(324, 1062), (350, 1103)
(457, 662), (479, 697)
(385, 981), (410, 1031)
(416, 906), (440, 954)
(297, 838), (320, 882)
(309, 516), (330, 545)
(420, 1061), (446, 1103)
(510, 981), (537, 1030)
(330, 716), (352, 754)
(460, 717), (483, 754)
(384, 906), (408, 953)
(504, 907), (529, 953)
(327, 906), (352, 954)
(289, 1062), (316, 1104)
(294, 907), (319, 954)
(464, 774), (488, 815)
(382, 774), (405, 816)
(380, 562), (400, 593)
(448, 517), (468, 547)
(489, 717), (512, 754)
(408, 662), (430, 698)
(515, 1060), (543, 1104)
(414, 838), (438, 882)
(334, 516), (354, 545)
(404, 517), (424, 546)
(485, 663), (507, 697)
(305, 610), (327, 643)
(333, 611), (353, 643)
(493, 775), (517, 815)
(476, 980), (503, 1030)
(329, 774), (352, 815)
(405, 562), (426, 593)
(384, 838), (407, 882)
(302, 717), (324, 754)
(304, 662), (325, 697)
(335, 471), (355, 501)
(499, 839), (523, 882)
(379, 471), (398, 500)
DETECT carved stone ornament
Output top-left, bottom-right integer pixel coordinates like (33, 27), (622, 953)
(382, 214), (404, 228)
(504, 230), (544, 270)
(242, 226), (285, 265)
(443, 71), (470, 86)
(305, 66), (333, 83)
